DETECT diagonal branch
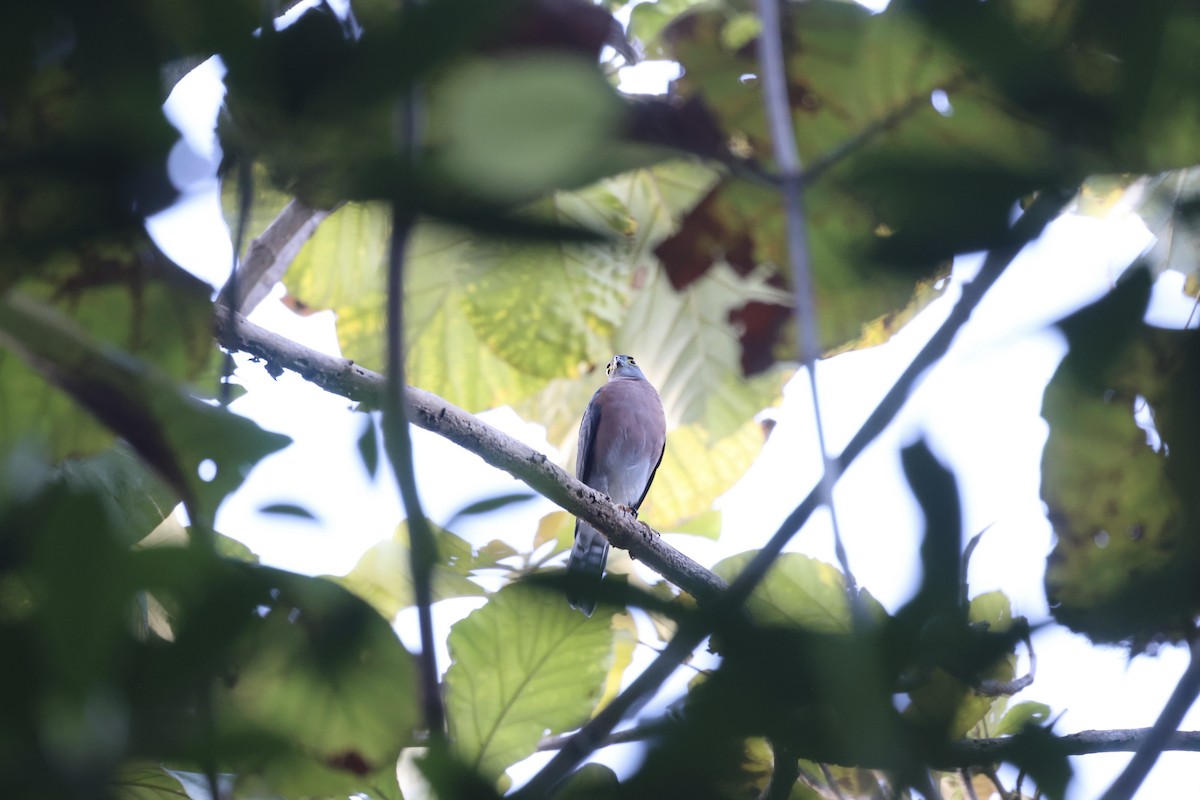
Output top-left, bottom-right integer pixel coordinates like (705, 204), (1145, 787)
(217, 198), (335, 315)
(213, 305), (730, 606)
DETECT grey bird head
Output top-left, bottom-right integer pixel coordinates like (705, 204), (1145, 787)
(606, 354), (648, 381)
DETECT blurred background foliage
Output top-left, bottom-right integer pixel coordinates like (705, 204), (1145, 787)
(3, 0), (1200, 797)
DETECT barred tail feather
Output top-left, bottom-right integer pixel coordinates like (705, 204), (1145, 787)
(567, 521), (609, 616)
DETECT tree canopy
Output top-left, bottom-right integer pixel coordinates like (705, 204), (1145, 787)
(4, 0), (1200, 798)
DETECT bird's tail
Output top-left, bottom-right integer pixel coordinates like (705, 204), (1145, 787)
(567, 521), (609, 617)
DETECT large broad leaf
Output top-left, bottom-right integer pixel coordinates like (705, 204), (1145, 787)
(2, 456), (418, 799)
(0, 292), (289, 520)
(444, 583), (617, 783)
(619, 262), (789, 440)
(51, 444), (178, 547)
(655, 2), (1058, 364)
(426, 55), (639, 205)
(334, 521), (487, 619)
(283, 161), (783, 446)
(1041, 269), (1200, 647)
(655, 0), (1200, 371)
(208, 564), (420, 797)
(640, 419), (766, 533)
(0, 245), (218, 460)
(712, 551), (866, 632)
(914, 0), (1200, 175)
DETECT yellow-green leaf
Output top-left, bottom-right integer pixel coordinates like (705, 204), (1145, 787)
(445, 584), (616, 783)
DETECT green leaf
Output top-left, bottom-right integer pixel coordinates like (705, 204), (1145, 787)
(0, 292), (290, 521)
(211, 566), (420, 797)
(667, 509), (723, 539)
(111, 764), (199, 800)
(429, 55), (631, 203)
(219, 161), (296, 256)
(357, 412), (380, 479)
(712, 552), (867, 632)
(334, 529), (485, 620)
(994, 701), (1052, 737)
(0, 245), (218, 460)
(259, 502), (317, 519)
(458, 190), (634, 380)
(906, 591), (1017, 738)
(447, 493), (535, 526)
(558, 763), (620, 800)
(641, 419), (767, 533)
(1041, 269), (1200, 646)
(655, 1), (1076, 360)
(1004, 724), (1072, 800)
(52, 444), (178, 547)
(285, 202), (391, 312)
(444, 583), (617, 782)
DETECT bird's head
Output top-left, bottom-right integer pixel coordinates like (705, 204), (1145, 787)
(606, 354), (648, 381)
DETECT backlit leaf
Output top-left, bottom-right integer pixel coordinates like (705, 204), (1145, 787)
(444, 583), (616, 782)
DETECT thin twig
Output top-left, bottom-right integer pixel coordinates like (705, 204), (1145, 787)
(961, 768), (979, 800)
(514, 189), (1073, 798)
(755, 0), (854, 596)
(1099, 633), (1200, 800)
(820, 763), (849, 800)
(718, 188), (1069, 623)
(959, 522), (994, 604)
(975, 626), (1036, 697)
(983, 766), (1014, 800)
(380, 66), (446, 737)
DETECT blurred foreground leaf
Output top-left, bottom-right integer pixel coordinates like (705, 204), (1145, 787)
(1042, 268), (1200, 647)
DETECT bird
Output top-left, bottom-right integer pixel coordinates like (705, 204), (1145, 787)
(567, 354), (666, 616)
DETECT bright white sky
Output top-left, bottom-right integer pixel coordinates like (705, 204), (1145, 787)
(145, 9), (1200, 798)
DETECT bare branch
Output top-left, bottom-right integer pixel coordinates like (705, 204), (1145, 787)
(217, 199), (333, 315)
(213, 306), (730, 607)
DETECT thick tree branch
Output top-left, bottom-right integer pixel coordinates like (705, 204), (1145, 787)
(214, 305), (729, 606)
